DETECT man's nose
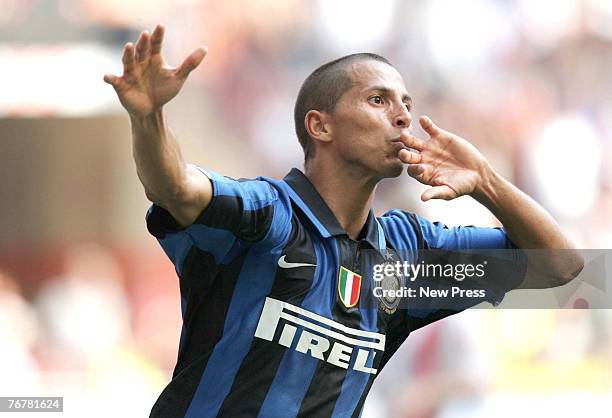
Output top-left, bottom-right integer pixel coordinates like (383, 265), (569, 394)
(393, 106), (412, 128)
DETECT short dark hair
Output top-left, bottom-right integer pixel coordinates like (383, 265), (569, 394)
(294, 53), (393, 162)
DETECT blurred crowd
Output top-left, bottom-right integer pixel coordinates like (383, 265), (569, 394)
(0, 245), (176, 416)
(1, 0), (611, 416)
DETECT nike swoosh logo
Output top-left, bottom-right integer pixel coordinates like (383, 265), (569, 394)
(277, 255), (316, 269)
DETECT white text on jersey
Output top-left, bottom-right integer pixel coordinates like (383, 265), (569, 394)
(254, 297), (385, 374)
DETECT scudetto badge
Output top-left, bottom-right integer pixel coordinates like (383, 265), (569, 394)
(338, 266), (362, 308)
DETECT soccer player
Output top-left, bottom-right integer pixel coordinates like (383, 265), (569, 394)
(104, 25), (584, 418)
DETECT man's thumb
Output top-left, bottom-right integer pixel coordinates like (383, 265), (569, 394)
(421, 185), (455, 201)
(103, 74), (119, 87)
(176, 47), (207, 80)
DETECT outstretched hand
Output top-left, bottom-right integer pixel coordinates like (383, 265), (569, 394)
(103, 24), (207, 117)
(397, 116), (490, 202)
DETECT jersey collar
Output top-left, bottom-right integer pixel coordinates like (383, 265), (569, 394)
(282, 168), (380, 248)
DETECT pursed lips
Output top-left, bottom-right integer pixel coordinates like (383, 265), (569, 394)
(390, 137), (407, 150)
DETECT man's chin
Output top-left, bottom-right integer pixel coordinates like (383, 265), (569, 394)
(377, 160), (404, 179)
(388, 164), (404, 178)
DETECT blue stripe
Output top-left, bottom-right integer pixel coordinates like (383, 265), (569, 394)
(159, 225), (236, 275)
(256, 350), (319, 417)
(178, 295), (188, 354)
(185, 244), (284, 418)
(158, 233), (193, 276)
(257, 234), (335, 417)
(415, 214), (516, 251)
(376, 220), (386, 252)
(331, 343), (376, 417)
(378, 210), (420, 250)
(331, 240), (381, 418)
(185, 225), (237, 263)
(209, 170), (278, 211)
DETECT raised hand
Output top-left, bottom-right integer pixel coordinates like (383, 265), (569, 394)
(103, 24), (207, 117)
(397, 116), (490, 202)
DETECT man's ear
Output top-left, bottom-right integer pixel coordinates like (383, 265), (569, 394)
(305, 110), (333, 144)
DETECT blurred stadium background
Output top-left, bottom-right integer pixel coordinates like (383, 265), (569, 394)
(0, 0), (611, 416)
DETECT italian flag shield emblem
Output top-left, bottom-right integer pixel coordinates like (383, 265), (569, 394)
(338, 266), (362, 308)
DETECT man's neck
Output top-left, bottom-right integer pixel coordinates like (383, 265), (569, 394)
(304, 161), (377, 241)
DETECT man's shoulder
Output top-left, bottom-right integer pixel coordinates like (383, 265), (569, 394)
(378, 208), (424, 229)
(202, 169), (292, 203)
(377, 209), (426, 249)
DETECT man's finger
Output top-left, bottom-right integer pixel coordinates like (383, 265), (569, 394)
(122, 43), (135, 74)
(420, 116), (442, 137)
(421, 185), (455, 202)
(407, 164), (427, 179)
(151, 24), (165, 55)
(176, 46), (208, 79)
(398, 149), (421, 164)
(103, 74), (120, 87)
(398, 132), (426, 151)
(135, 31), (151, 63)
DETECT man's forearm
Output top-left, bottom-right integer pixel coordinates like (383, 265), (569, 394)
(471, 164), (584, 282)
(130, 110), (188, 205)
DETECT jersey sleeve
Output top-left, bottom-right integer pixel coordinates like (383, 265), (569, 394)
(413, 213), (528, 299)
(380, 209), (528, 331)
(145, 169), (291, 279)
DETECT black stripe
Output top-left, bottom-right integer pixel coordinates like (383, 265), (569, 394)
(297, 361), (351, 418)
(351, 374), (377, 418)
(405, 212), (427, 249)
(149, 247), (246, 418)
(146, 205), (181, 239)
(296, 238), (364, 418)
(197, 195), (274, 242)
(356, 241), (402, 417)
(216, 338), (291, 417)
(217, 214), (317, 416)
(378, 308), (410, 371)
(238, 204), (274, 242)
(146, 198), (273, 243)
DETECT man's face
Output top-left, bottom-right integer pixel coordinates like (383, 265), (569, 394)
(327, 60), (413, 179)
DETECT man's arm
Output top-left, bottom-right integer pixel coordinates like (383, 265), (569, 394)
(129, 112), (212, 227)
(470, 166), (583, 288)
(104, 24), (211, 227)
(398, 116), (584, 289)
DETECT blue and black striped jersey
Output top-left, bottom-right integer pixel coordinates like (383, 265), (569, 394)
(146, 168), (527, 418)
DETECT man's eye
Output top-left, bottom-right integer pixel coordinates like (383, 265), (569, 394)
(370, 96), (383, 105)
